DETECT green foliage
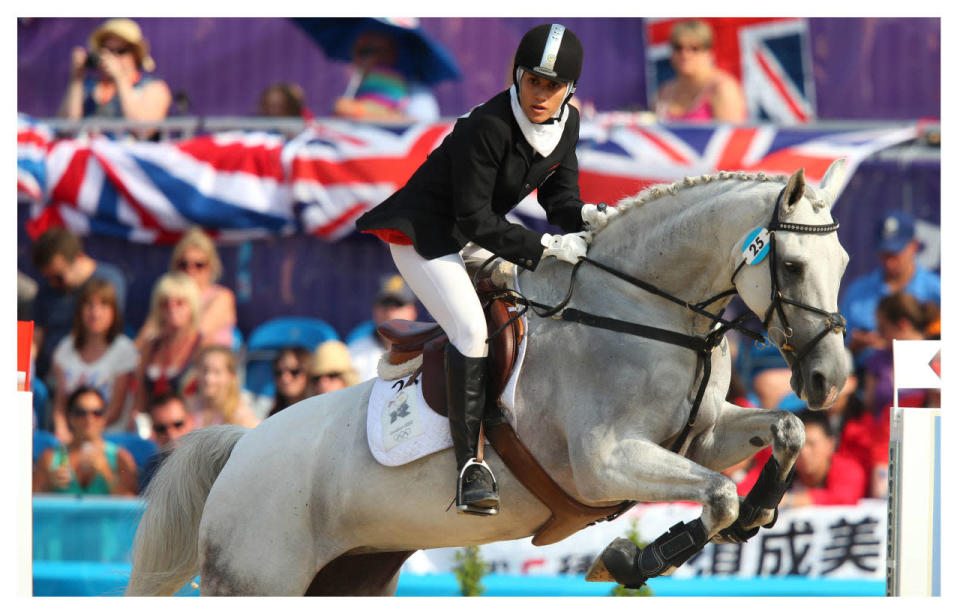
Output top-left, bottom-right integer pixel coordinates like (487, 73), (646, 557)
(610, 518), (653, 597)
(453, 545), (491, 596)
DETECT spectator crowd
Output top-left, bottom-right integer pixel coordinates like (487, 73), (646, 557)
(25, 18), (939, 517)
(26, 224), (421, 496)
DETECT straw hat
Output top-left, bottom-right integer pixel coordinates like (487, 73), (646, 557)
(310, 341), (359, 387)
(88, 18), (156, 72)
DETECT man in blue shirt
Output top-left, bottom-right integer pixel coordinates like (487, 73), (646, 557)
(839, 210), (940, 366)
(31, 227), (127, 382)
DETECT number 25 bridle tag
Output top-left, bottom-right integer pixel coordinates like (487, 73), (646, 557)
(742, 228), (771, 265)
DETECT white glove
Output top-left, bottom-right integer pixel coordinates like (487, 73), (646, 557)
(541, 232), (588, 264)
(581, 202), (619, 230)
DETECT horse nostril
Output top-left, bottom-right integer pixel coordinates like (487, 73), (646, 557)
(811, 370), (827, 395)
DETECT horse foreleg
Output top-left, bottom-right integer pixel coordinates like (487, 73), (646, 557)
(572, 436), (739, 587)
(685, 403), (804, 543)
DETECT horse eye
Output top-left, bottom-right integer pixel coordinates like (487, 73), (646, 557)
(783, 261), (803, 275)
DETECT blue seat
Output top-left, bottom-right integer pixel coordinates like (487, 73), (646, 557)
(103, 433), (157, 473)
(32, 377), (51, 430)
(345, 320), (376, 346)
(33, 429), (60, 465)
(243, 317), (340, 397)
(232, 327), (244, 352)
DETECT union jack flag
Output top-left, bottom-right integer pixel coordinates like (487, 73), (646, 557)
(645, 17), (817, 124)
(573, 120), (918, 206)
(18, 114), (916, 244)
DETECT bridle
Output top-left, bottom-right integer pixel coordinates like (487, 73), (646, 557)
(729, 190), (847, 369)
(482, 186), (846, 454)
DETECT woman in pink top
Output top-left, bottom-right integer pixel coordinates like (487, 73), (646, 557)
(136, 227), (237, 349)
(654, 20), (747, 123)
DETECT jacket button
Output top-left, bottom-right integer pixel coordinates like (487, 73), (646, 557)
(524, 183), (531, 190)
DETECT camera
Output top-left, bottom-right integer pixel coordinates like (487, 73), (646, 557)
(84, 51), (100, 70)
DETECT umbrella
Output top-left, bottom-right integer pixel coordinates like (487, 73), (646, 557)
(293, 17), (462, 86)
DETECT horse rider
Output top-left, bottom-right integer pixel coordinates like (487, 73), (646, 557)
(356, 23), (617, 516)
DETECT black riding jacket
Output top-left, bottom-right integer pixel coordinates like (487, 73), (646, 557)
(355, 90), (586, 271)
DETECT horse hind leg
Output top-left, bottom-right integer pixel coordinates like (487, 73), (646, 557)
(304, 551), (414, 596)
(197, 518), (325, 595)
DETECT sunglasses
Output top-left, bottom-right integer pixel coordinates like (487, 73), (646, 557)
(176, 259), (209, 272)
(71, 408), (105, 418)
(274, 367), (304, 377)
(315, 372), (344, 380)
(101, 45), (132, 55)
(672, 43), (707, 53)
(153, 420), (186, 435)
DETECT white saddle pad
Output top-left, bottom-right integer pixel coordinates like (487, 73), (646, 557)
(366, 313), (528, 467)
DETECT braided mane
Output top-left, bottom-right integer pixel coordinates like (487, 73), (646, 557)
(587, 170), (828, 241)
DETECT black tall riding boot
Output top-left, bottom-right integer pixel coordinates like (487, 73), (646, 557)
(445, 345), (499, 515)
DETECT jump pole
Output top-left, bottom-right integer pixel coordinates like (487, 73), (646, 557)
(886, 339), (941, 596)
(17, 321), (35, 597)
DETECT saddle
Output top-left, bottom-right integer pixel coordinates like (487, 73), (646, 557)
(377, 278), (633, 546)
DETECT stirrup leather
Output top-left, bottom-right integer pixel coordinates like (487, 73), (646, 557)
(456, 459), (500, 516)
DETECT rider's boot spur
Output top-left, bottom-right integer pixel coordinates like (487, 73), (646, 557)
(445, 345), (499, 515)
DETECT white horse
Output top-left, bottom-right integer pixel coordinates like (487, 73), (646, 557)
(126, 160), (850, 596)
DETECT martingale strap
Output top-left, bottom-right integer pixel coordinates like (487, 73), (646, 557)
(561, 309), (713, 353)
(560, 308), (726, 454)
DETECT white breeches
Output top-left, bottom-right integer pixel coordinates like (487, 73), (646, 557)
(389, 243), (489, 358)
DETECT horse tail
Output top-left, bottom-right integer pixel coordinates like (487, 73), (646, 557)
(126, 425), (248, 596)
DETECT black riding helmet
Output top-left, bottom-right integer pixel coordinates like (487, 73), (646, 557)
(513, 23), (583, 88)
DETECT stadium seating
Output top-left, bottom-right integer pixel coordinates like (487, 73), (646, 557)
(33, 429), (59, 464)
(344, 319), (376, 345)
(103, 433), (158, 473)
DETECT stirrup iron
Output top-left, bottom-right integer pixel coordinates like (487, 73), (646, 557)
(456, 458), (499, 516)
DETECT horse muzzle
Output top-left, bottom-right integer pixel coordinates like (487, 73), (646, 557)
(788, 333), (847, 410)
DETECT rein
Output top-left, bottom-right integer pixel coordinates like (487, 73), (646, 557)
(482, 190), (845, 455)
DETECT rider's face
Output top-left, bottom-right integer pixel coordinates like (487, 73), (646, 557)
(518, 71), (568, 124)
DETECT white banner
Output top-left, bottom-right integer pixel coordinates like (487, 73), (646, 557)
(405, 499), (887, 580)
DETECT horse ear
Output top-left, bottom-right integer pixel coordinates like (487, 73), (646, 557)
(819, 157), (848, 209)
(779, 168), (806, 220)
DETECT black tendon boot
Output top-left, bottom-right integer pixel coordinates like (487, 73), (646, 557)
(587, 519), (708, 588)
(445, 345), (499, 515)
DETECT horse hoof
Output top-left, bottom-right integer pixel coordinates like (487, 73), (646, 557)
(585, 555), (615, 582)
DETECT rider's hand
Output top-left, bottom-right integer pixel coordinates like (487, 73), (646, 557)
(541, 232), (588, 264)
(581, 202), (619, 230)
